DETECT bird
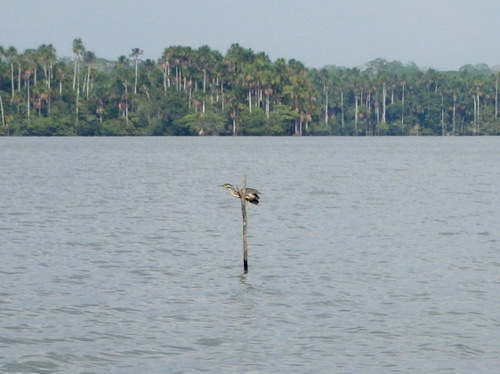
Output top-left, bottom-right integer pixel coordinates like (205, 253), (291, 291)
(219, 183), (261, 205)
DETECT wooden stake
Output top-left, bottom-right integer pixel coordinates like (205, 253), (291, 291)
(240, 175), (248, 273)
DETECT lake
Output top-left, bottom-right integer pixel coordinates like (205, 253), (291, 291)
(1, 136), (499, 373)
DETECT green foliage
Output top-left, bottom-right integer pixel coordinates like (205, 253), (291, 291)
(268, 105), (297, 135)
(181, 111), (225, 135)
(101, 118), (135, 136)
(240, 108), (267, 135)
(0, 42), (499, 136)
(14, 116), (73, 136)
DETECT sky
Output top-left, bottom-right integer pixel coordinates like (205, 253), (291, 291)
(2, 0), (499, 71)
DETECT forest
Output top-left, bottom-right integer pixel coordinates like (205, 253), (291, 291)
(1, 40), (499, 136)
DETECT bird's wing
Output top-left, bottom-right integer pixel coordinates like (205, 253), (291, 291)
(245, 188), (261, 195)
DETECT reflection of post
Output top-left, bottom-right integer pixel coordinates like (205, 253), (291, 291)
(240, 175), (248, 273)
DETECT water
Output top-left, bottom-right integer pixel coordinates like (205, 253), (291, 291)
(1, 137), (499, 373)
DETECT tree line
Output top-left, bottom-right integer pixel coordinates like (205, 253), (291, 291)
(1, 40), (499, 136)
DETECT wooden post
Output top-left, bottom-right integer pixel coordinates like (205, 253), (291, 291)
(240, 175), (248, 273)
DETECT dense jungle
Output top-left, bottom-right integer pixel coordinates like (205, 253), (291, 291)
(1, 40), (499, 136)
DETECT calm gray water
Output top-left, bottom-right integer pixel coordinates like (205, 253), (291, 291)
(1, 137), (499, 373)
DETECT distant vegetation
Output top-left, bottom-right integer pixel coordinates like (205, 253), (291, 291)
(1, 40), (499, 136)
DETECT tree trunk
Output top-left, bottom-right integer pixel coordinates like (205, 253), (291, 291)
(48, 64), (53, 90)
(476, 91), (480, 134)
(17, 64), (21, 92)
(340, 90), (344, 129)
(175, 66), (179, 90)
(0, 92), (5, 128)
(221, 82), (225, 110)
(324, 88), (328, 127)
(265, 93), (270, 119)
(382, 83), (386, 123)
(203, 69), (207, 93)
(10, 63), (15, 97)
(354, 94), (358, 133)
(75, 78), (80, 127)
(42, 64), (48, 87)
(441, 94), (445, 135)
(163, 65), (168, 92)
(27, 78), (31, 123)
(401, 84), (405, 127)
(452, 95), (457, 135)
(73, 59), (78, 91)
(248, 88), (252, 113)
(86, 66), (91, 99)
(495, 75), (498, 118)
(472, 95), (477, 135)
(123, 82), (129, 123)
(134, 59), (138, 94)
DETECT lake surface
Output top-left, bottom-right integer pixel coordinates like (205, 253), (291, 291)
(1, 136), (499, 373)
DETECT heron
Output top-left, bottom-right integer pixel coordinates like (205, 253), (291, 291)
(219, 183), (261, 205)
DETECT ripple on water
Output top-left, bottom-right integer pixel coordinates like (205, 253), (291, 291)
(1, 137), (499, 373)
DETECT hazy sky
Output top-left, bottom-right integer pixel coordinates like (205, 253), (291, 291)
(2, 0), (499, 71)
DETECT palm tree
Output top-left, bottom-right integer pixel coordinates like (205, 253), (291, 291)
(196, 45), (213, 93)
(164, 46), (193, 91)
(317, 68), (331, 127)
(37, 44), (56, 90)
(260, 67), (277, 120)
(83, 50), (96, 99)
(23, 67), (33, 123)
(72, 39), (85, 128)
(72, 38), (85, 91)
(283, 74), (309, 135)
(54, 61), (68, 95)
(130, 48), (143, 94)
(4, 46), (18, 98)
(240, 63), (258, 113)
(23, 49), (38, 86)
(159, 50), (171, 91)
(115, 55), (131, 122)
